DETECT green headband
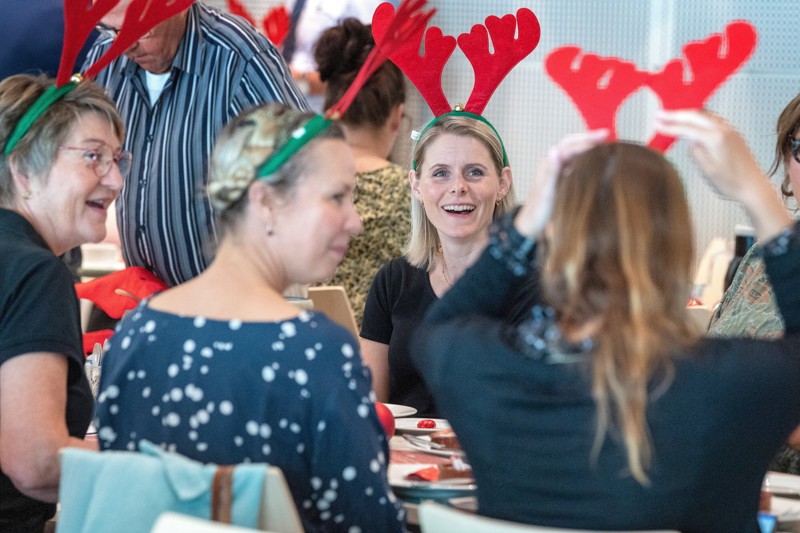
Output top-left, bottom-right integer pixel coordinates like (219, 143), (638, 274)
(256, 114), (333, 180)
(411, 110), (509, 171)
(3, 79), (80, 155)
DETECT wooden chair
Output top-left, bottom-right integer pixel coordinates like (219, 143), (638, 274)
(418, 501), (680, 533)
(307, 285), (359, 338)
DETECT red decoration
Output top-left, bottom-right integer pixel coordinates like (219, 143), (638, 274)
(226, 0), (289, 46)
(545, 21), (757, 152)
(327, 0), (435, 120)
(75, 266), (168, 319)
(373, 6), (540, 117)
(262, 5), (290, 47)
(374, 402), (396, 438)
(82, 329), (115, 357)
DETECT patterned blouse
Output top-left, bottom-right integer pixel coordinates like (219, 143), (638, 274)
(707, 244), (799, 474)
(707, 245), (784, 339)
(325, 164), (411, 327)
(95, 303), (406, 533)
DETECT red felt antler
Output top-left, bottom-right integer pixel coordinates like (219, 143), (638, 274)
(372, 1), (454, 117)
(545, 21), (757, 151)
(84, 0), (195, 80)
(646, 20), (757, 150)
(58, 0), (119, 86)
(226, 0), (256, 26)
(545, 47), (649, 141)
(263, 5), (290, 47)
(459, 8), (540, 115)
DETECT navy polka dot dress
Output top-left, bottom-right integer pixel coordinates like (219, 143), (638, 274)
(96, 302), (406, 532)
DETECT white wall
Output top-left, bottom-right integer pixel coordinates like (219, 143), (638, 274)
(213, 0), (798, 275)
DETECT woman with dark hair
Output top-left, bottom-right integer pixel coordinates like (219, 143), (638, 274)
(411, 111), (800, 532)
(313, 17), (410, 326)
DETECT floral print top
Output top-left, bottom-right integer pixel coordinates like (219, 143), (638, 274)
(324, 164), (411, 327)
(95, 303), (406, 533)
(708, 244), (784, 340)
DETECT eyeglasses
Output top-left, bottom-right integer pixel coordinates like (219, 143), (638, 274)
(791, 138), (800, 164)
(95, 22), (152, 41)
(59, 145), (133, 178)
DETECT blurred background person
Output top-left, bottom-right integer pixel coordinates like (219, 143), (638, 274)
(282, 0), (391, 111)
(0, 75), (126, 531)
(94, 104), (406, 533)
(313, 17), (409, 326)
(84, 0), (309, 288)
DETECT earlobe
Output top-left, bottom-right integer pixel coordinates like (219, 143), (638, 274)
(499, 167), (513, 199)
(409, 169), (423, 201)
(9, 160), (32, 200)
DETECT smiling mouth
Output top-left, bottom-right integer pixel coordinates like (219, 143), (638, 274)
(443, 204), (476, 214)
(87, 199), (110, 210)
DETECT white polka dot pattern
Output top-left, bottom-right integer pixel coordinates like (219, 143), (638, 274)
(94, 304), (404, 532)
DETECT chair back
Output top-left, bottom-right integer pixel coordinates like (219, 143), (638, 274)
(260, 466), (303, 533)
(308, 285), (359, 338)
(418, 501), (680, 533)
(152, 512), (269, 532)
(56, 444), (302, 533)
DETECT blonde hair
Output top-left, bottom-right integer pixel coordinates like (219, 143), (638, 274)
(207, 104), (344, 235)
(544, 142), (699, 484)
(406, 114), (516, 268)
(0, 74), (124, 206)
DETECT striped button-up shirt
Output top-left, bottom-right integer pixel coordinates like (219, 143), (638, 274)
(84, 3), (309, 286)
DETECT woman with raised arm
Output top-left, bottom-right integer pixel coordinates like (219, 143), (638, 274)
(410, 110), (800, 532)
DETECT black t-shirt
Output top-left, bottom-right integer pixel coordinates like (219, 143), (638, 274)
(361, 257), (538, 417)
(0, 209), (92, 532)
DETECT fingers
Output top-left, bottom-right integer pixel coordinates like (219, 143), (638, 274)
(515, 129), (611, 238)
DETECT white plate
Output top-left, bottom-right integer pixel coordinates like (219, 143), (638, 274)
(384, 403), (417, 418)
(394, 418), (450, 435)
(764, 471), (800, 495)
(388, 463), (475, 503)
(401, 434), (464, 458)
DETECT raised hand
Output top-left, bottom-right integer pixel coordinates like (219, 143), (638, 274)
(514, 129), (610, 238)
(655, 109), (791, 240)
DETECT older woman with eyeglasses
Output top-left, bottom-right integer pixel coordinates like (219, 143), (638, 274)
(0, 74), (128, 531)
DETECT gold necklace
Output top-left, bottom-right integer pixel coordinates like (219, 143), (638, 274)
(439, 248), (453, 288)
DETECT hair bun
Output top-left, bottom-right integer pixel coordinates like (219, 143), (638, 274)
(315, 18), (374, 83)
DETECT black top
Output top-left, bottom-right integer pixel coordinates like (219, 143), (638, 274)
(362, 257), (538, 417)
(411, 216), (800, 533)
(0, 209), (92, 532)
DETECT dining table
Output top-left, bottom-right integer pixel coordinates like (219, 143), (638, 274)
(388, 432), (476, 530)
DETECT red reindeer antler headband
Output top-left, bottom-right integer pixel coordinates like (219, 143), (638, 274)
(544, 20), (757, 152)
(372, 5), (541, 169)
(3, 0), (194, 155)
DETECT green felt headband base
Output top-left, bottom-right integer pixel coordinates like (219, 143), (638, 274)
(412, 110), (509, 171)
(256, 114), (332, 180)
(3, 81), (79, 155)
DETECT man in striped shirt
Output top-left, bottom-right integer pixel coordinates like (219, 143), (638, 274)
(84, 1), (309, 287)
